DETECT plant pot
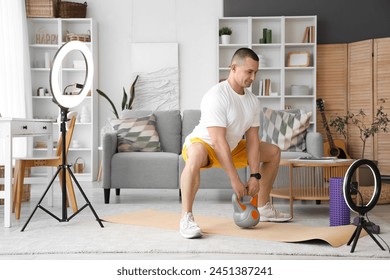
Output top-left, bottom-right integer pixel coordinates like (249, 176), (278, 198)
(221, 35), (231, 44)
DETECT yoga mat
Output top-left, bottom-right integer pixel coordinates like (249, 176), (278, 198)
(103, 209), (367, 248)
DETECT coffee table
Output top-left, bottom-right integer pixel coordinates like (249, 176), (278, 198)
(270, 158), (354, 218)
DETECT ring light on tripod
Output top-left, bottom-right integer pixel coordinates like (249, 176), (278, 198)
(50, 41), (93, 109)
(21, 40), (103, 231)
(343, 159), (381, 214)
(342, 159), (385, 253)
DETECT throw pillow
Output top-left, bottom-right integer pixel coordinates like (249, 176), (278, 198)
(262, 107), (312, 152)
(114, 114), (161, 152)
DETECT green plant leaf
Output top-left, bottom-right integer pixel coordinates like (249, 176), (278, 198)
(122, 87), (128, 110)
(128, 75), (139, 109)
(96, 89), (119, 119)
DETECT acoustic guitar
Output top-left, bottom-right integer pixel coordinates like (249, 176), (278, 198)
(316, 98), (351, 159)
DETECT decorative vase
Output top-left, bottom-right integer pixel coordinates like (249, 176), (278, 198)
(221, 35), (231, 44)
(79, 105), (90, 123)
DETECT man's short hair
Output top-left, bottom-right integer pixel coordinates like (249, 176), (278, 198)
(231, 48), (259, 66)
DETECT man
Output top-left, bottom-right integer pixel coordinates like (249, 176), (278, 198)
(180, 48), (291, 239)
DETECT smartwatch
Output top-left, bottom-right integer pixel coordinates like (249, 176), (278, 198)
(250, 173), (261, 180)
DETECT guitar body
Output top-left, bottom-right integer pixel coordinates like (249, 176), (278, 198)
(323, 139), (351, 159)
(316, 98), (351, 159)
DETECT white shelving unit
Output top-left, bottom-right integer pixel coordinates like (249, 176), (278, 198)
(27, 18), (98, 181)
(218, 16), (317, 131)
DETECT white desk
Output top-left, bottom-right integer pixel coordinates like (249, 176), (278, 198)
(0, 118), (53, 227)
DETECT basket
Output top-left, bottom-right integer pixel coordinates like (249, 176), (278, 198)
(73, 157), (85, 173)
(355, 183), (390, 205)
(59, 1), (87, 18)
(25, 0), (59, 18)
(66, 30), (91, 42)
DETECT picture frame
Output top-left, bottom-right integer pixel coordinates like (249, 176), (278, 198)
(287, 51), (310, 67)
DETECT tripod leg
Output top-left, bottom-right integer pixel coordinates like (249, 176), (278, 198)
(347, 227), (358, 246)
(362, 224), (385, 251)
(21, 168), (61, 231)
(67, 166), (104, 228)
(350, 225), (363, 253)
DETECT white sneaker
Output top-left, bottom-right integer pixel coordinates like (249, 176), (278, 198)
(180, 212), (202, 239)
(258, 202), (292, 222)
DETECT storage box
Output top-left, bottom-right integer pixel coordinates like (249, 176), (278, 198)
(0, 166), (31, 205)
(25, 0), (59, 18)
(59, 1), (87, 18)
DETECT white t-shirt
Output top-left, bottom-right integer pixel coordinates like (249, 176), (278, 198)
(185, 80), (260, 151)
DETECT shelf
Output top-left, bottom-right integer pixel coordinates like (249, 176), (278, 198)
(218, 16), (317, 130)
(28, 18), (98, 182)
(271, 187), (330, 201)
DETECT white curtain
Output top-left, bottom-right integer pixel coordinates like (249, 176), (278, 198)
(0, 0), (32, 163)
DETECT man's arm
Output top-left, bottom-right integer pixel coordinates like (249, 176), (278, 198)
(245, 126), (261, 197)
(207, 126), (247, 198)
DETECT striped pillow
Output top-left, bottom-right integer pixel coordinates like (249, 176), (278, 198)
(262, 107), (312, 151)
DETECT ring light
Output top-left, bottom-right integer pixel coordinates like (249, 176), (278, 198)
(343, 159), (381, 214)
(50, 41), (93, 109)
(342, 159), (385, 253)
(22, 40), (103, 231)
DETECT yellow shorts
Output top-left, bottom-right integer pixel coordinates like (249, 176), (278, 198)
(182, 137), (249, 169)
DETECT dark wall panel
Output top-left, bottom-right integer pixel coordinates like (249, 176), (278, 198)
(224, 0), (390, 44)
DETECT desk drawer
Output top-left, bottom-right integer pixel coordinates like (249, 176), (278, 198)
(11, 121), (52, 136)
(34, 122), (52, 134)
(11, 121), (35, 135)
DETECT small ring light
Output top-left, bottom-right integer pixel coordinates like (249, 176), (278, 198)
(50, 41), (93, 109)
(342, 159), (386, 253)
(343, 159), (381, 214)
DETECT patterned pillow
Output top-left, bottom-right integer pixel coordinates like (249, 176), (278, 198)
(114, 115), (161, 152)
(262, 107), (312, 151)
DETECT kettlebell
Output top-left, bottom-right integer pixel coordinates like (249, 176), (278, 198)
(232, 193), (260, 228)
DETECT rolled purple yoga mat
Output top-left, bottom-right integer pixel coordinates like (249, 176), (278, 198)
(329, 177), (351, 226)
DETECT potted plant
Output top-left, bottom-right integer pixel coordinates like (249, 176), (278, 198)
(219, 27), (232, 44)
(329, 99), (389, 159)
(97, 75), (139, 119)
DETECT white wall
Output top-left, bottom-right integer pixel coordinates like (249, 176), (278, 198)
(86, 0), (223, 131)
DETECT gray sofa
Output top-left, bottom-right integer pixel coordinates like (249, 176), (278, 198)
(102, 109), (323, 203)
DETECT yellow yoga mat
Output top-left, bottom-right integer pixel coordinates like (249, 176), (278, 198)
(103, 209), (367, 248)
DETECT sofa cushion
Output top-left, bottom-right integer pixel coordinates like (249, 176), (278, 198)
(115, 115), (162, 152)
(153, 110), (182, 154)
(112, 152), (178, 189)
(181, 110), (201, 146)
(111, 110), (181, 154)
(262, 107), (312, 152)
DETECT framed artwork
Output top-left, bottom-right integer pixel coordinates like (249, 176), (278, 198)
(287, 52), (310, 67)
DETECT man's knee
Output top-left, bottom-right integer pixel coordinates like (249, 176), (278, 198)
(272, 144), (281, 160)
(185, 143), (209, 169)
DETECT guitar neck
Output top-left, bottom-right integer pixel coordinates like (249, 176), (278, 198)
(320, 111), (336, 148)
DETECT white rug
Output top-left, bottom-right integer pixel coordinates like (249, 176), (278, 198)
(1, 204), (389, 259)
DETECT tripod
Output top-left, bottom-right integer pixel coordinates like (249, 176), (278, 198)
(347, 215), (385, 253)
(21, 107), (104, 231)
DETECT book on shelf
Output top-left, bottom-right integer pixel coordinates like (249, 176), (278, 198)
(258, 79), (263, 96)
(310, 26), (315, 43)
(302, 26), (315, 43)
(302, 26), (309, 43)
(259, 78), (272, 96)
(264, 79), (270, 96)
